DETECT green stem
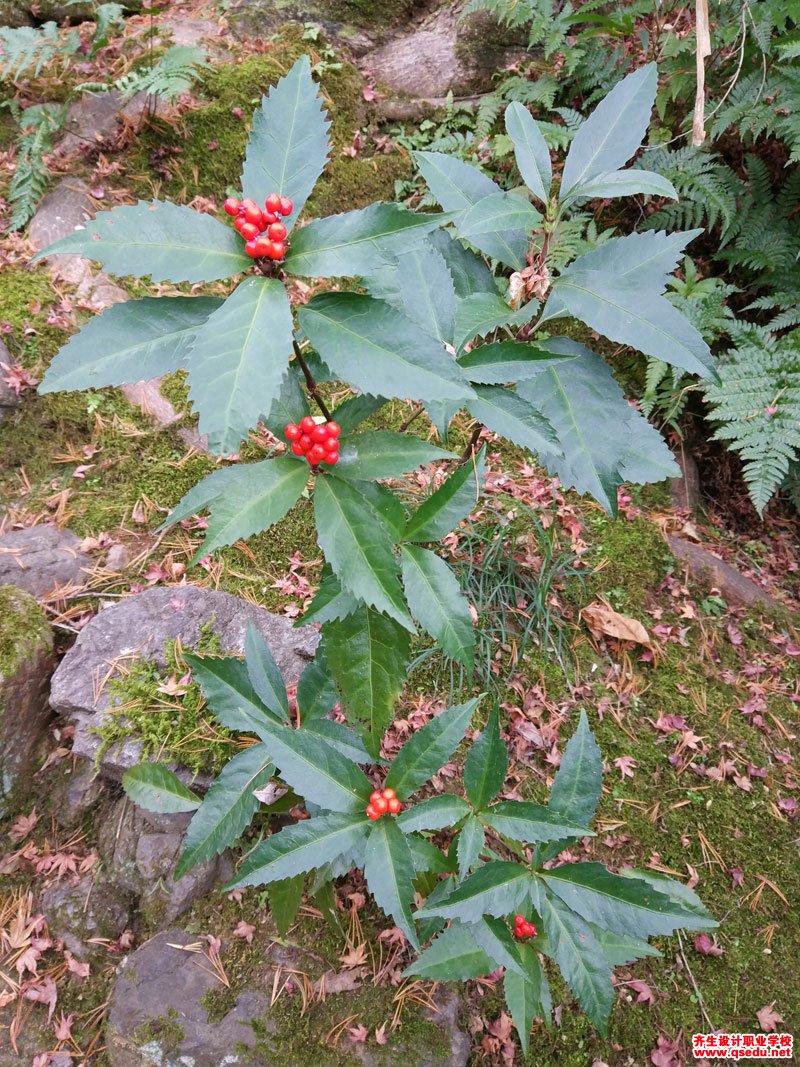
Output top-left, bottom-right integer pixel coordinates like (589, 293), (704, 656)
(292, 339), (333, 421)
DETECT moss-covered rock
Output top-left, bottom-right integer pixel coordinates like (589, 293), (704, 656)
(0, 585), (54, 813)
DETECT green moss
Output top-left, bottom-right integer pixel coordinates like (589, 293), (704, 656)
(95, 627), (237, 776)
(0, 585), (51, 677)
(132, 1008), (186, 1055)
(0, 263), (66, 366)
(587, 513), (674, 611)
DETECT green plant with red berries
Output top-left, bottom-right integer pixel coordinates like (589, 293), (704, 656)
(122, 648), (716, 1048)
(36, 53), (720, 1049)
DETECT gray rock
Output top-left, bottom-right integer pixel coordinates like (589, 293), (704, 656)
(107, 929), (267, 1067)
(40, 873), (133, 958)
(0, 586), (55, 812)
(667, 534), (782, 609)
(57, 91), (126, 155)
(0, 525), (91, 598)
(52, 756), (107, 829)
(98, 796), (231, 926)
(0, 339), (20, 424)
(28, 177), (127, 311)
(104, 542), (131, 572)
(361, 6), (525, 98)
(49, 585), (319, 779)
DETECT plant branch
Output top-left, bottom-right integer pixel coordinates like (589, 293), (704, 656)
(457, 422), (484, 465)
(292, 338), (333, 421)
(399, 402), (425, 432)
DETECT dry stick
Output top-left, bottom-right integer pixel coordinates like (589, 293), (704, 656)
(399, 402), (425, 432)
(676, 929), (716, 1032)
(458, 422), (484, 466)
(292, 339), (333, 421)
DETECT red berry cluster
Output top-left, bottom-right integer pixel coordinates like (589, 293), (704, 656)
(284, 417), (341, 467)
(513, 915), (537, 940)
(224, 192), (294, 260)
(366, 787), (402, 820)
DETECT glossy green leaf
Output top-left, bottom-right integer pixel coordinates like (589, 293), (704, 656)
(240, 53), (331, 231)
(40, 296), (221, 394)
(175, 743), (274, 877)
(298, 293), (474, 404)
(518, 339), (679, 515)
(296, 647), (339, 721)
(364, 817), (419, 949)
(560, 229), (702, 292)
(285, 204), (445, 277)
(334, 431), (454, 481)
(467, 384), (559, 455)
(33, 200), (251, 282)
(416, 860), (531, 924)
(168, 458), (309, 559)
(504, 943), (552, 1054)
(302, 569), (359, 627)
(505, 101), (552, 206)
(262, 366), (310, 438)
(458, 340), (572, 385)
(185, 653), (282, 736)
(404, 923), (493, 981)
(414, 151), (528, 268)
(254, 717), (372, 813)
(122, 763), (200, 814)
(404, 447), (486, 543)
(541, 862), (716, 938)
(454, 294), (538, 352)
(620, 869), (718, 929)
(227, 811), (366, 888)
(386, 697), (480, 800)
(456, 816), (486, 882)
(314, 475), (412, 630)
(367, 242), (457, 345)
(324, 604), (411, 752)
(463, 706), (507, 810)
(484, 801), (593, 844)
(400, 545), (475, 668)
(591, 925), (662, 966)
(455, 192), (542, 241)
(244, 622), (289, 720)
(186, 276), (294, 455)
(330, 393), (386, 435)
(269, 874), (305, 936)
(427, 229), (498, 299)
(304, 719), (372, 764)
(355, 482), (407, 542)
(407, 834), (452, 875)
(560, 64), (657, 198)
(538, 891), (614, 1033)
(548, 710), (601, 828)
(563, 169), (677, 205)
(549, 270), (716, 379)
(472, 915), (526, 977)
(396, 794), (471, 834)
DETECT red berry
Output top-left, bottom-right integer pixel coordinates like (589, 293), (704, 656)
(307, 444), (326, 465)
(323, 451), (339, 465)
(387, 797), (401, 814)
(240, 222), (259, 242)
(268, 222), (288, 241)
(223, 197), (240, 216)
(291, 441), (306, 456)
(298, 434), (312, 451)
(268, 241), (286, 260)
(284, 424), (301, 441)
(234, 215), (247, 233)
(300, 416), (316, 433)
(370, 790), (383, 804)
(262, 210), (278, 226)
(279, 196), (293, 216)
(243, 203), (263, 227)
(326, 421), (341, 438)
(382, 788), (396, 800)
(311, 425), (329, 443)
(372, 795), (389, 814)
(265, 193), (282, 214)
(515, 915), (525, 926)
(244, 240), (259, 258)
(366, 805), (380, 821)
(254, 236), (273, 257)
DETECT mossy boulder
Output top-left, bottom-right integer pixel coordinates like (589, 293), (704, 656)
(0, 584), (55, 813)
